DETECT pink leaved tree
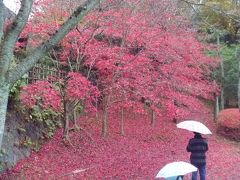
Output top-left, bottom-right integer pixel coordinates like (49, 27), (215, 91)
(19, 0), (219, 138)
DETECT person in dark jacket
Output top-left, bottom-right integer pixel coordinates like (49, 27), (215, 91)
(187, 132), (208, 180)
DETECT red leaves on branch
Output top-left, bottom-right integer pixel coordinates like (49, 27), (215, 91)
(18, 0), (219, 123)
(20, 80), (61, 111)
(67, 72), (92, 99)
(20, 72), (100, 113)
(217, 108), (240, 128)
(66, 72), (100, 112)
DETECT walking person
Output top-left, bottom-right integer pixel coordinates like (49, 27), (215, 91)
(187, 132), (208, 180)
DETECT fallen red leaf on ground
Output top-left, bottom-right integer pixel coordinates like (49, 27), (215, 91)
(1, 112), (240, 179)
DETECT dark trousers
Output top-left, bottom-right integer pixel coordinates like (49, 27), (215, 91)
(192, 164), (206, 180)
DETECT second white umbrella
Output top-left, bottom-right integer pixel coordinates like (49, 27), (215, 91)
(156, 161), (197, 178)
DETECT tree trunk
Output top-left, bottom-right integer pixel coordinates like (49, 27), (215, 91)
(95, 97), (99, 121)
(238, 72), (240, 111)
(217, 34), (225, 110)
(214, 94), (219, 121)
(237, 48), (240, 111)
(0, 0), (4, 42)
(73, 106), (80, 131)
(102, 104), (108, 137)
(0, 83), (10, 149)
(63, 101), (70, 139)
(102, 94), (111, 137)
(120, 107), (124, 136)
(150, 109), (155, 127)
(220, 89), (224, 110)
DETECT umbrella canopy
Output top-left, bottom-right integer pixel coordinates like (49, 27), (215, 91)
(156, 161), (197, 178)
(176, 120), (212, 135)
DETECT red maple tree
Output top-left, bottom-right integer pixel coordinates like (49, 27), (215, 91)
(19, 0), (219, 138)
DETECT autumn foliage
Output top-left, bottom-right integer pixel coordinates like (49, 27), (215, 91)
(20, 80), (61, 111)
(217, 108), (240, 141)
(18, 0), (219, 137)
(217, 108), (240, 128)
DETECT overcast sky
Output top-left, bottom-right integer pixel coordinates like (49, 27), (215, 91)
(3, 0), (20, 13)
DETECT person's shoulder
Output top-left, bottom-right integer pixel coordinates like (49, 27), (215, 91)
(198, 137), (208, 144)
(203, 138), (208, 143)
(188, 138), (196, 143)
(192, 137), (207, 142)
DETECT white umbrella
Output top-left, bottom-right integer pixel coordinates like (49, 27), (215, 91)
(156, 161), (197, 178)
(176, 120), (212, 135)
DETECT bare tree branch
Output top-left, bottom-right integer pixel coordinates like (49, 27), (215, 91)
(0, 0), (4, 42)
(180, 0), (240, 23)
(0, 0), (33, 77)
(6, 0), (104, 84)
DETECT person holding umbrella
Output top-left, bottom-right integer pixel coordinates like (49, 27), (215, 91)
(186, 132), (208, 180)
(176, 120), (211, 180)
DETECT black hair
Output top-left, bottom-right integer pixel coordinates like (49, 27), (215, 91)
(194, 132), (202, 138)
